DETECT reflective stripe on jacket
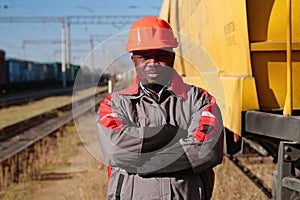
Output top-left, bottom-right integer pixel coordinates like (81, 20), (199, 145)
(97, 71), (224, 200)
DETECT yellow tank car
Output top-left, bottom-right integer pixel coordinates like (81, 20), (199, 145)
(160, 0), (300, 199)
(160, 0), (300, 136)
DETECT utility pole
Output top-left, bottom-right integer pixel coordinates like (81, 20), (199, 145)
(61, 22), (66, 88)
(89, 38), (94, 73)
(89, 34), (111, 73)
(66, 21), (71, 77)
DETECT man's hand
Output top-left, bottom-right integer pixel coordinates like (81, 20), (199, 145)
(141, 124), (187, 153)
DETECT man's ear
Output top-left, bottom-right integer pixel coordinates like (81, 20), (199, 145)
(170, 52), (175, 67)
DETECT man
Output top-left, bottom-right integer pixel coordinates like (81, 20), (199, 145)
(97, 16), (224, 200)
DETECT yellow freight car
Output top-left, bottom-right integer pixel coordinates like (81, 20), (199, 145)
(160, 0), (300, 199)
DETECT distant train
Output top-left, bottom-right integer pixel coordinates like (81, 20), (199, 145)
(0, 49), (109, 94)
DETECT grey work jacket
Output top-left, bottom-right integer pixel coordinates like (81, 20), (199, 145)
(97, 72), (224, 200)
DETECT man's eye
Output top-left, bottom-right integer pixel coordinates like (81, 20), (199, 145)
(135, 55), (145, 60)
(136, 55), (150, 60)
(142, 55), (151, 60)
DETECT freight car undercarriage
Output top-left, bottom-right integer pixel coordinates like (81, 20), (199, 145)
(242, 111), (300, 199)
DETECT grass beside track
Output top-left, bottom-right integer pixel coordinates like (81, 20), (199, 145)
(0, 87), (105, 127)
(212, 156), (273, 200)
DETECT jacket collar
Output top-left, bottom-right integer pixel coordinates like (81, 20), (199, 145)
(118, 70), (191, 100)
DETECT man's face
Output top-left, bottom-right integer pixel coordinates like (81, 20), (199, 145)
(131, 49), (175, 86)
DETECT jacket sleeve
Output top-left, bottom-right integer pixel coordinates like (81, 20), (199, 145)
(181, 88), (224, 173)
(137, 88), (224, 175)
(96, 93), (143, 169)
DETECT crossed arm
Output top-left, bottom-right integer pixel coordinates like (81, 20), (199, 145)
(97, 91), (224, 175)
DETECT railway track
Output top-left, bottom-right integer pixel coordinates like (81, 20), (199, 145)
(0, 86), (109, 189)
(0, 84), (97, 109)
(0, 87), (73, 109)
(227, 141), (277, 199)
(228, 155), (273, 199)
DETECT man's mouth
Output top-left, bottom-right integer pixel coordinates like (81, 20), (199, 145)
(146, 70), (159, 74)
(145, 68), (160, 74)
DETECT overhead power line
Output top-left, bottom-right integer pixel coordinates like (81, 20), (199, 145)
(0, 16), (65, 23)
(0, 15), (145, 28)
(66, 15), (145, 29)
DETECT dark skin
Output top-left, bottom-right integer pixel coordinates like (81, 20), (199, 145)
(131, 48), (175, 94)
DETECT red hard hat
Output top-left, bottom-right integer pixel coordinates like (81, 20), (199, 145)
(126, 16), (178, 52)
